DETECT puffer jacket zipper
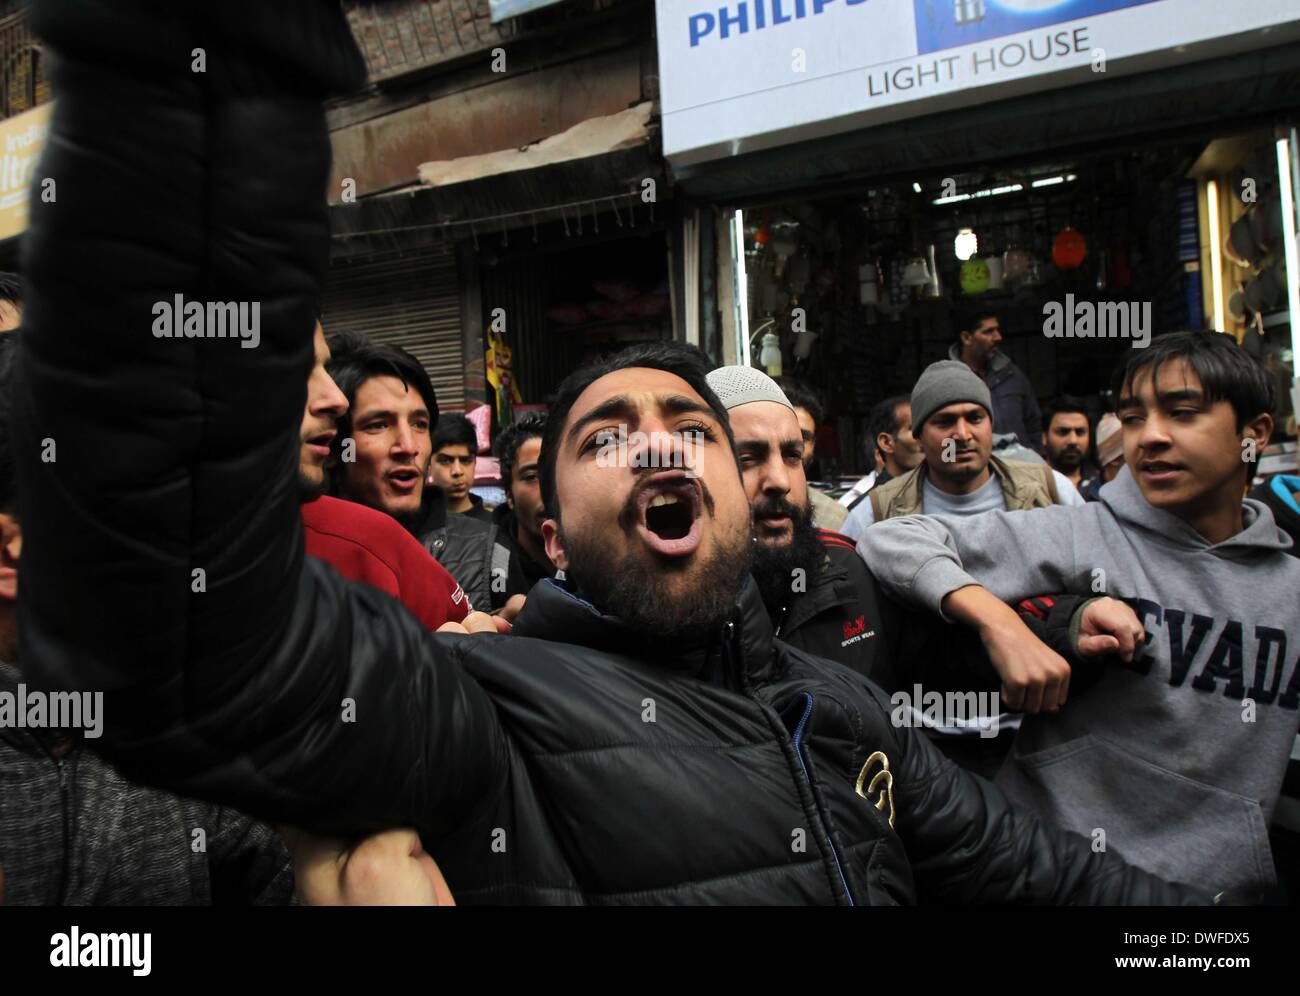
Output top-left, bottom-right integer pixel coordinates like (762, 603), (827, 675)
(729, 621), (855, 906)
(789, 693), (855, 905)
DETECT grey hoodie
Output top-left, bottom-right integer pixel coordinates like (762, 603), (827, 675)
(859, 466), (1300, 903)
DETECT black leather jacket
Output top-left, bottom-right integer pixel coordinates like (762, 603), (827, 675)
(411, 487), (496, 613)
(15, 0), (1201, 905)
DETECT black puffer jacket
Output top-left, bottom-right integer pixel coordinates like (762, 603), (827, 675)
(15, 1), (1200, 905)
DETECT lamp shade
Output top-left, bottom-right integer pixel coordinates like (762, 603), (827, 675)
(1052, 227), (1087, 270)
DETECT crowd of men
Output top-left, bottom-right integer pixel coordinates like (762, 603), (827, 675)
(2, 1), (1299, 907)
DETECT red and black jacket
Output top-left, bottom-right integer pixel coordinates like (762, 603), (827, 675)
(772, 529), (899, 691)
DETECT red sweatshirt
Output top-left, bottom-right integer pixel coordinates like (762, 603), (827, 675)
(301, 495), (469, 630)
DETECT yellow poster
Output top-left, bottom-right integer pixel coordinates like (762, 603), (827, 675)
(0, 103), (53, 242)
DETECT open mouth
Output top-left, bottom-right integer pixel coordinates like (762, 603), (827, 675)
(634, 472), (704, 558)
(387, 467), (422, 493)
(304, 430), (336, 457)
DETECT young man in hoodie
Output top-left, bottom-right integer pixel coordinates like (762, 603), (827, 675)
(861, 331), (1300, 903)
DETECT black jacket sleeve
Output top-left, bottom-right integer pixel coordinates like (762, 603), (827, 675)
(15, 8), (509, 844)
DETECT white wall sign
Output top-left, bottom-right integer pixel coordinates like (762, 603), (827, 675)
(657, 0), (1300, 165)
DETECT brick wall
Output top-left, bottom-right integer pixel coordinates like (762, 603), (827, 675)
(344, 0), (513, 82)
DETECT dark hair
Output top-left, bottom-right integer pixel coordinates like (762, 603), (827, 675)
(866, 394), (910, 460)
(432, 414), (478, 454)
(955, 305), (998, 339)
(1044, 395), (1090, 430)
(775, 377), (823, 428)
(1112, 331), (1274, 430)
(538, 341), (736, 519)
(0, 334), (13, 512)
(324, 334), (439, 447)
(494, 411), (547, 489)
(0, 270), (22, 314)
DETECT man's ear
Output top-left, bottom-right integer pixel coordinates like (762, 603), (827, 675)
(541, 518), (567, 571)
(876, 431), (895, 458)
(0, 513), (20, 602)
(1243, 412), (1274, 456)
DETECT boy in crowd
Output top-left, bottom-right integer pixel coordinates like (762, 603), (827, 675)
(862, 331), (1300, 903)
(430, 414), (493, 524)
(488, 413), (555, 611)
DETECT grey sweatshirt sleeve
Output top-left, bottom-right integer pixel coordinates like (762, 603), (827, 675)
(857, 504), (1085, 619)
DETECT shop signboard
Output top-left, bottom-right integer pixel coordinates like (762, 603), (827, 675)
(658, 0), (1300, 164)
(0, 103), (52, 242)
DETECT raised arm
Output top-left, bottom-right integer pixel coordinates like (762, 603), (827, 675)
(13, 4), (507, 842)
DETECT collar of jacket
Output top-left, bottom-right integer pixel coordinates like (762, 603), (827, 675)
(410, 485), (450, 538)
(893, 453), (1031, 509)
(512, 574), (779, 686)
(781, 549), (852, 635)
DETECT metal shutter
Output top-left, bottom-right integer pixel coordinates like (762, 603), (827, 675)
(322, 246), (466, 412)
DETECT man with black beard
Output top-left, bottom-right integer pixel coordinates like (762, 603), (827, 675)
(707, 367), (898, 689)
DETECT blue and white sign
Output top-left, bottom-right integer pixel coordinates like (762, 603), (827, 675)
(913, 0), (1162, 54)
(657, 0), (1300, 165)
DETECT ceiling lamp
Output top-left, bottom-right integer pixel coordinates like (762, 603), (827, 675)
(954, 227), (979, 261)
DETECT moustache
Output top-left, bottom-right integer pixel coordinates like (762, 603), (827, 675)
(753, 497), (801, 521)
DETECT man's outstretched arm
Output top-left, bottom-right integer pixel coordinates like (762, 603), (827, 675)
(14, 6), (507, 843)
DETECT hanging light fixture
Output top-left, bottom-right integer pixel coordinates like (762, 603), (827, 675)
(954, 227), (979, 261)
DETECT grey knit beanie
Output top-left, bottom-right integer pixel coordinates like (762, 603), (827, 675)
(910, 360), (992, 433)
(706, 365), (794, 411)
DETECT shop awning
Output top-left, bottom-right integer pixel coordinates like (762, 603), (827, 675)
(417, 102), (653, 187)
(329, 103), (663, 259)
